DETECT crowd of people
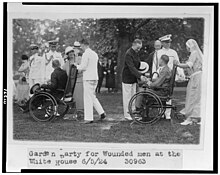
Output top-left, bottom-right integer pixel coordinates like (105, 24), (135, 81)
(13, 34), (203, 126)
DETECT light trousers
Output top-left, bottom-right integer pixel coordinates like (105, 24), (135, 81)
(122, 82), (137, 119)
(83, 80), (104, 121)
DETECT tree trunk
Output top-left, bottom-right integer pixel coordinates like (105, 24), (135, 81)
(115, 35), (131, 91)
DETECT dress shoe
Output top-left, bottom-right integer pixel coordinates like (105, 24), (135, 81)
(80, 121), (93, 124)
(100, 113), (106, 120)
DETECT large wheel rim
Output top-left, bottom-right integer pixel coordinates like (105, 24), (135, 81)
(128, 91), (163, 125)
(29, 93), (57, 122)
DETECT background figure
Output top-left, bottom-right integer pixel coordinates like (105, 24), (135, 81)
(44, 40), (64, 83)
(28, 44), (45, 89)
(105, 59), (116, 93)
(73, 41), (84, 110)
(62, 45), (84, 110)
(96, 59), (105, 93)
(16, 55), (30, 104)
(175, 39), (203, 125)
(76, 39), (106, 124)
(122, 39), (148, 121)
(146, 40), (162, 77)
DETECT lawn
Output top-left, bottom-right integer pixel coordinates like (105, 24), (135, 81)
(13, 87), (200, 144)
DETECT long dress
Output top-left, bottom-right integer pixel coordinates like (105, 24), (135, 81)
(180, 50), (202, 118)
(105, 63), (116, 89)
(62, 56), (84, 110)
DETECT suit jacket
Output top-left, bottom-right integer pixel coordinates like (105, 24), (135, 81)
(44, 67), (68, 91)
(122, 48), (142, 84)
(150, 65), (171, 88)
(77, 48), (99, 81)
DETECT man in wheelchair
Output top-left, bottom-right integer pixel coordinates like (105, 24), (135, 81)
(40, 59), (67, 99)
(19, 59), (67, 112)
(135, 55), (172, 112)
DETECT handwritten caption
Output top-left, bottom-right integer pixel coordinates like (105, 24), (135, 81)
(27, 148), (182, 169)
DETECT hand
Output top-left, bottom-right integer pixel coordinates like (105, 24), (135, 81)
(140, 75), (148, 82)
(147, 81), (152, 86)
(173, 60), (179, 66)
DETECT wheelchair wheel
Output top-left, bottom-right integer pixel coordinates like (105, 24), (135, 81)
(128, 91), (163, 125)
(57, 100), (69, 117)
(29, 93), (57, 122)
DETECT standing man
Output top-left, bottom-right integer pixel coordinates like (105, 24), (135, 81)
(157, 34), (185, 119)
(76, 39), (106, 124)
(44, 40), (64, 83)
(122, 39), (148, 120)
(29, 44), (45, 89)
(146, 40), (162, 77)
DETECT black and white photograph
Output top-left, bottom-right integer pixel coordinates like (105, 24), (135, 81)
(4, 2), (215, 172)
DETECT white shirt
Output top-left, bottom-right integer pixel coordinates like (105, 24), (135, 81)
(77, 48), (99, 81)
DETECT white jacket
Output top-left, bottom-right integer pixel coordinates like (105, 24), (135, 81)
(77, 48), (99, 81)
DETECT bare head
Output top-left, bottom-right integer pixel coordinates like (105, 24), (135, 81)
(132, 39), (142, 52)
(154, 40), (162, 51)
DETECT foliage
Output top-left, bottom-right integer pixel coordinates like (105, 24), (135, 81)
(13, 18), (204, 86)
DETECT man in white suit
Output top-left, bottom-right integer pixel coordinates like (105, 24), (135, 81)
(76, 39), (106, 124)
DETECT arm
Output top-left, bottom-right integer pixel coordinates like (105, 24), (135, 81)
(43, 72), (58, 90)
(125, 54), (142, 79)
(18, 62), (29, 72)
(149, 69), (168, 88)
(176, 52), (197, 69)
(76, 52), (89, 71)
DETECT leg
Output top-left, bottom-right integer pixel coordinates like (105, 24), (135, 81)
(165, 100), (172, 119)
(91, 81), (105, 115)
(83, 81), (94, 121)
(122, 83), (136, 120)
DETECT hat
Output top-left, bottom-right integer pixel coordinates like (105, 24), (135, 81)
(30, 44), (39, 50)
(48, 40), (58, 46)
(159, 34), (172, 42)
(30, 83), (40, 94)
(138, 62), (149, 74)
(65, 46), (74, 55)
(73, 41), (81, 48)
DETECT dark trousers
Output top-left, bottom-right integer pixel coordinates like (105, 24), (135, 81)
(96, 76), (104, 93)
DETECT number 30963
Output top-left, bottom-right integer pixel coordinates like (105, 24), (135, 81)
(125, 159), (146, 164)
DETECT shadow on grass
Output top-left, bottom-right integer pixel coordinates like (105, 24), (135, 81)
(13, 88), (200, 144)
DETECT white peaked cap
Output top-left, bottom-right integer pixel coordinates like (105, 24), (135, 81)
(159, 34), (172, 42)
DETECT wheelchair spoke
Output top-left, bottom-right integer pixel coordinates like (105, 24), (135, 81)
(29, 93), (57, 122)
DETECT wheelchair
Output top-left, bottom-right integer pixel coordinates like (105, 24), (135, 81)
(128, 65), (178, 125)
(28, 65), (84, 122)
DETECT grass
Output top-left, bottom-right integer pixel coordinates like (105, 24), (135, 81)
(13, 87), (200, 144)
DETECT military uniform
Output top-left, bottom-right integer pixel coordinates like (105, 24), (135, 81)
(44, 40), (64, 83)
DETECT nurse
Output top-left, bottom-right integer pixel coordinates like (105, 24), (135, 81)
(175, 39), (203, 125)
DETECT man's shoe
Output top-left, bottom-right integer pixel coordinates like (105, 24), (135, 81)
(100, 113), (106, 120)
(124, 117), (133, 121)
(80, 121), (93, 124)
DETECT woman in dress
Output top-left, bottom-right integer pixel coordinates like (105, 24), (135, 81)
(16, 55), (30, 105)
(175, 39), (203, 125)
(62, 43), (84, 110)
(105, 59), (116, 93)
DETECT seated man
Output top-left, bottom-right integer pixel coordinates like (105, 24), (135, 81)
(146, 54), (172, 96)
(19, 59), (68, 112)
(135, 55), (171, 112)
(41, 59), (68, 99)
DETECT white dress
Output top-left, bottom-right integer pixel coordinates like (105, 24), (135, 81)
(180, 50), (202, 118)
